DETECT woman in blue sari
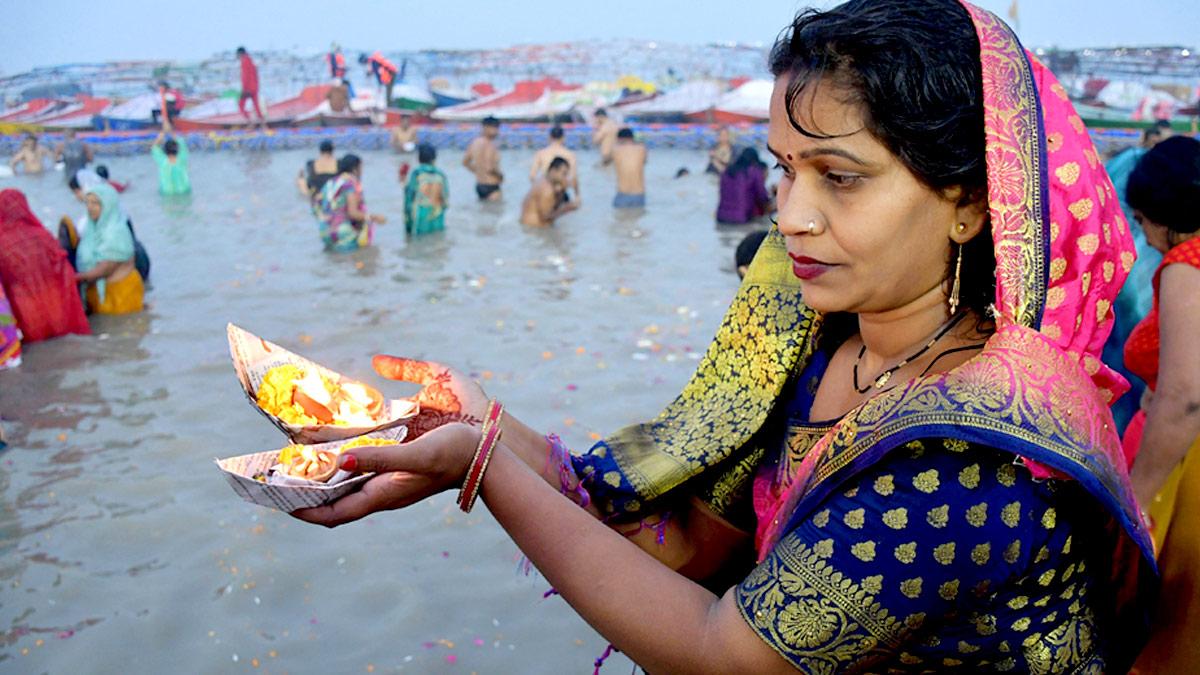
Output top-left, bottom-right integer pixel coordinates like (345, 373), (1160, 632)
(295, 1), (1155, 670)
(404, 143), (448, 236)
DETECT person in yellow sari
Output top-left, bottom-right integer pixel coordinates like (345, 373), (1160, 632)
(292, 1), (1155, 671)
(76, 183), (144, 314)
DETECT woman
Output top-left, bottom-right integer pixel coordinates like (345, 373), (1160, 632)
(297, 139), (338, 197)
(1122, 135), (1200, 672)
(76, 183), (144, 315)
(313, 154), (386, 252)
(0, 189), (90, 341)
(0, 285), (20, 369)
(295, 2), (1154, 671)
(404, 143), (448, 236)
(716, 147), (772, 224)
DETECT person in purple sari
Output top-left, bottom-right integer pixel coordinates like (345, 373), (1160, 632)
(717, 148), (772, 224)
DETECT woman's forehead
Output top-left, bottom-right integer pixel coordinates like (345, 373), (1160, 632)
(767, 78), (877, 155)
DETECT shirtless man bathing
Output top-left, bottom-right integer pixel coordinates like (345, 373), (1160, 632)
(520, 157), (578, 227)
(464, 116), (503, 201)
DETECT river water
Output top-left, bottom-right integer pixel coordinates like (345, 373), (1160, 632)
(0, 146), (766, 673)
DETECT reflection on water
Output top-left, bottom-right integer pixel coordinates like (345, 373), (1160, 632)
(0, 146), (767, 671)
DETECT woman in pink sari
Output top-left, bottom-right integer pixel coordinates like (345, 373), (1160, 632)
(293, 1), (1155, 670)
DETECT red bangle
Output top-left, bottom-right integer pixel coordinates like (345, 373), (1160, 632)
(458, 400), (503, 512)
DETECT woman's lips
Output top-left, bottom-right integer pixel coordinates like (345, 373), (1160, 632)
(789, 254), (834, 280)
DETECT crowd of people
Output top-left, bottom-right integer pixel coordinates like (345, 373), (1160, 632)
(2, 1), (1199, 670)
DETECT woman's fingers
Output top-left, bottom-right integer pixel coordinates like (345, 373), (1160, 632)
(338, 441), (426, 475)
(292, 472), (438, 527)
(372, 354), (449, 385)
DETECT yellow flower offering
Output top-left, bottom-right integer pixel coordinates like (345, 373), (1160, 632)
(256, 364), (384, 426)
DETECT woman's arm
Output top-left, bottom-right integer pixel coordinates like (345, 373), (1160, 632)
(345, 190), (368, 221)
(76, 260), (121, 283)
(481, 443), (795, 675)
(298, 425), (792, 674)
(1131, 263), (1200, 506)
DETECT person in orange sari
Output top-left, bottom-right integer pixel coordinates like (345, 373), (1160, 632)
(1122, 135), (1200, 672)
(0, 189), (90, 342)
(291, 2), (1155, 670)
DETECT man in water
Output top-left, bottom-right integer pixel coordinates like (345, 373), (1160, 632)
(464, 116), (503, 201)
(57, 129), (93, 182)
(706, 126), (733, 174)
(9, 134), (54, 174)
(391, 115), (418, 153)
(611, 128), (646, 208)
(591, 109), (618, 164)
(520, 157), (578, 227)
(529, 125), (579, 200)
(359, 52), (398, 109)
(236, 47), (266, 129)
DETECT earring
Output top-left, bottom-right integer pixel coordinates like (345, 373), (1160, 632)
(955, 222), (968, 234)
(949, 243), (963, 315)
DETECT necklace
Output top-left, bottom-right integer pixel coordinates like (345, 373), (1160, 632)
(853, 312), (967, 393)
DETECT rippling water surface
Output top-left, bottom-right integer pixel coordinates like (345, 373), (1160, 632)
(0, 145), (764, 672)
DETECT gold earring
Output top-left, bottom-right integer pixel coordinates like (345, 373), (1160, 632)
(949, 243), (963, 315)
(955, 222), (968, 234)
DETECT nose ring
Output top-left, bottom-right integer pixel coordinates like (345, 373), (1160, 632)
(807, 221), (816, 234)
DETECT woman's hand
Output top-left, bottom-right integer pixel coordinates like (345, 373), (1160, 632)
(370, 213), (386, 224)
(372, 354), (489, 438)
(291, 423), (479, 527)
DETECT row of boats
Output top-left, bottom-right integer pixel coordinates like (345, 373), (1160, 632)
(0, 78), (774, 132)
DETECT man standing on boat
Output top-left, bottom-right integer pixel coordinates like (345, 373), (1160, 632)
(360, 52), (398, 110)
(236, 47), (266, 130)
(327, 44), (355, 98)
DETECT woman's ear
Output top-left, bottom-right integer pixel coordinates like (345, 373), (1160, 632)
(951, 190), (988, 244)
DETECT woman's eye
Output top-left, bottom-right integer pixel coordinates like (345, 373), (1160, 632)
(825, 172), (862, 187)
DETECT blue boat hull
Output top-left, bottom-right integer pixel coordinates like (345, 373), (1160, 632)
(93, 115), (157, 131)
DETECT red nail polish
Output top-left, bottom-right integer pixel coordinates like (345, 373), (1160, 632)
(340, 454), (357, 471)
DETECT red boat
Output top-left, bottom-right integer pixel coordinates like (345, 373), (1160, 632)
(174, 85), (334, 131)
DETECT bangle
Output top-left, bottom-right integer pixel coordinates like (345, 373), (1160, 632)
(457, 400), (503, 512)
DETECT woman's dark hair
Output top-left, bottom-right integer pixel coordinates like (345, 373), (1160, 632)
(68, 174), (81, 191)
(95, 165), (110, 179)
(338, 153), (362, 174)
(417, 143), (437, 164)
(726, 147), (766, 176)
(770, 0), (995, 326)
(319, 140), (334, 153)
(163, 138), (179, 156)
(1127, 135), (1200, 235)
(735, 230), (770, 269)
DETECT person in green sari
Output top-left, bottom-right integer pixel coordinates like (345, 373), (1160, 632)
(404, 143), (448, 236)
(150, 121), (191, 196)
(293, 1), (1156, 671)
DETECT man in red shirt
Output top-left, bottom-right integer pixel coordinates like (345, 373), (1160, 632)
(236, 46), (265, 128)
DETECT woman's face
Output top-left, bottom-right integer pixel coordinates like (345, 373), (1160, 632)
(85, 193), (102, 221)
(767, 75), (969, 315)
(1134, 210), (1172, 254)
